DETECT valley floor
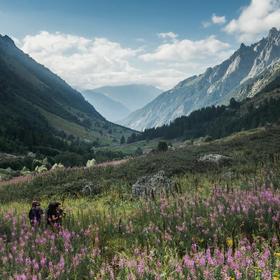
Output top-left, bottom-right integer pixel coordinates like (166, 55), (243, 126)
(0, 126), (280, 279)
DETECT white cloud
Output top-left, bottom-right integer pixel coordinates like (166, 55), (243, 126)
(17, 31), (233, 91)
(224, 0), (280, 43)
(140, 36), (233, 89)
(19, 31), (140, 89)
(140, 36), (232, 63)
(157, 32), (178, 40)
(212, 14), (226, 25)
(202, 14), (226, 28)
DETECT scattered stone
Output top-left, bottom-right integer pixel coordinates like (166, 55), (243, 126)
(35, 165), (48, 173)
(86, 159), (96, 168)
(20, 166), (31, 176)
(51, 163), (65, 170)
(132, 170), (175, 197)
(198, 154), (232, 165)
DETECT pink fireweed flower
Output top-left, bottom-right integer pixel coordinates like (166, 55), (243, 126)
(32, 260), (40, 271)
(40, 256), (47, 267)
(183, 255), (194, 269)
(198, 256), (206, 266)
(137, 259), (145, 276)
(15, 274), (27, 280)
(58, 255), (65, 270)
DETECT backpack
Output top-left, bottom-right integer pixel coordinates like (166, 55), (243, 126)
(29, 208), (37, 221)
(29, 208), (42, 222)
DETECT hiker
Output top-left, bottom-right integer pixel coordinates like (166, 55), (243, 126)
(28, 201), (44, 227)
(46, 202), (64, 227)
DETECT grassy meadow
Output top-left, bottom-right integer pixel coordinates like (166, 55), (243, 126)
(0, 126), (280, 279)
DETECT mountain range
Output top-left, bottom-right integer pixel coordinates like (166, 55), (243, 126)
(2, 27), (280, 157)
(82, 90), (130, 122)
(121, 28), (280, 131)
(91, 84), (161, 112)
(82, 84), (161, 123)
(0, 34), (132, 155)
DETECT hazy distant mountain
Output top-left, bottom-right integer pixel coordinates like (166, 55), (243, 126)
(82, 91), (130, 122)
(121, 28), (280, 131)
(91, 84), (161, 112)
(0, 34), (132, 154)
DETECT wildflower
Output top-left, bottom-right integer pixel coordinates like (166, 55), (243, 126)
(183, 255), (194, 268)
(33, 261), (39, 271)
(273, 271), (279, 280)
(40, 256), (47, 267)
(58, 255), (65, 270)
(274, 252), (280, 258)
(199, 256), (206, 266)
(137, 259), (145, 276)
(226, 238), (233, 248)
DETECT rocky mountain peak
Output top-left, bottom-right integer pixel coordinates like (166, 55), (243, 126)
(268, 27), (280, 40)
(121, 28), (280, 131)
(0, 35), (15, 47)
(239, 43), (247, 50)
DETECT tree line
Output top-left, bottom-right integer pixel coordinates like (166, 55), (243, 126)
(130, 96), (280, 142)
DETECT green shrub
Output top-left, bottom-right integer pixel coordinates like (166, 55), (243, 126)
(157, 141), (168, 152)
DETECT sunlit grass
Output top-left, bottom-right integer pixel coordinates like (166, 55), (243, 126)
(0, 165), (280, 279)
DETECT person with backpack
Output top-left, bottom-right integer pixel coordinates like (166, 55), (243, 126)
(46, 202), (64, 228)
(28, 201), (44, 227)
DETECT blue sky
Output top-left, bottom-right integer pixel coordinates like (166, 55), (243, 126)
(0, 0), (245, 45)
(0, 0), (279, 90)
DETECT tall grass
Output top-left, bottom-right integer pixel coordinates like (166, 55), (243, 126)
(1, 129), (280, 279)
(0, 164), (279, 279)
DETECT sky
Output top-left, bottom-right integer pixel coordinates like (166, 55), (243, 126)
(0, 0), (280, 90)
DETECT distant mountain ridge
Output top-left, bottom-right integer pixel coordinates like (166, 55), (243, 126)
(90, 84), (162, 112)
(82, 91), (130, 122)
(121, 28), (280, 131)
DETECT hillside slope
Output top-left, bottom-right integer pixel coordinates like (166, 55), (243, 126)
(138, 81), (280, 141)
(0, 34), (132, 154)
(122, 28), (280, 130)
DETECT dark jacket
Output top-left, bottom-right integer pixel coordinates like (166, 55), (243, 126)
(29, 207), (43, 225)
(47, 207), (63, 226)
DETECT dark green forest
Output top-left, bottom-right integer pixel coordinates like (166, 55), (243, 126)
(135, 94), (280, 141)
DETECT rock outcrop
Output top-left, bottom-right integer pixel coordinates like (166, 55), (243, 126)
(51, 163), (65, 170)
(198, 154), (232, 165)
(86, 159), (96, 168)
(132, 170), (175, 197)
